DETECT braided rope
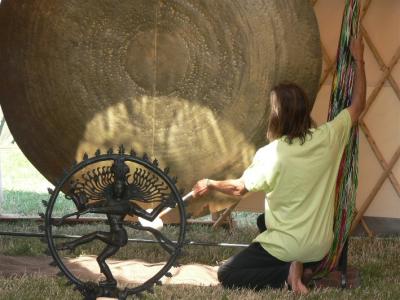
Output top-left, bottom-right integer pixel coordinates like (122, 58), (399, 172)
(315, 0), (361, 275)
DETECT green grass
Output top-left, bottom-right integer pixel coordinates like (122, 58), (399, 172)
(0, 147), (56, 216)
(0, 148), (52, 193)
(0, 237), (398, 299)
(0, 275), (81, 300)
(0, 221), (399, 299)
(0, 190), (75, 217)
(0, 275), (399, 300)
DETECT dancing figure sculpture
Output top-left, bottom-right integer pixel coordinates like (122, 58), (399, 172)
(52, 153), (182, 294)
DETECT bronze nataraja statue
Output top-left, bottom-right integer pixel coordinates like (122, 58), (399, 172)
(57, 157), (176, 287)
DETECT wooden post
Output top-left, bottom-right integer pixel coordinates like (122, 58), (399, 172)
(0, 117), (6, 212)
(212, 200), (240, 229)
(351, 148), (400, 233)
(361, 218), (374, 237)
(0, 153), (3, 212)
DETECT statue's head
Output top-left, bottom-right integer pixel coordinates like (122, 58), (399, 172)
(111, 157), (129, 198)
(113, 179), (125, 198)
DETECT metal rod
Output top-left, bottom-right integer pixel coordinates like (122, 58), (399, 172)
(185, 240), (248, 248)
(0, 231), (81, 239)
(0, 231), (249, 248)
(338, 239), (349, 289)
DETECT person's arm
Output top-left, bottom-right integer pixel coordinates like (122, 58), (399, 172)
(192, 178), (248, 198)
(347, 35), (366, 125)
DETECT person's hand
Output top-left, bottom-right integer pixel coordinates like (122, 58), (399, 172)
(350, 34), (364, 63)
(192, 179), (210, 198)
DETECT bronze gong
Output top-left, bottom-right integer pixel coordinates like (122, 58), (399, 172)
(0, 0), (321, 218)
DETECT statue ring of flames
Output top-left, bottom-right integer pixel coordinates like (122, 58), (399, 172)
(42, 146), (186, 299)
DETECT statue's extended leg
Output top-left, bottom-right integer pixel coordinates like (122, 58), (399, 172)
(57, 231), (110, 251)
(97, 244), (119, 286)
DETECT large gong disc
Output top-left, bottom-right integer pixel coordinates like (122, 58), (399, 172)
(0, 0), (321, 216)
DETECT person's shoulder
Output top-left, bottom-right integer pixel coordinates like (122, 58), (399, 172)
(328, 109), (351, 125)
(316, 109), (351, 130)
(254, 141), (278, 159)
(259, 140), (279, 152)
(326, 109), (352, 137)
(314, 109), (352, 145)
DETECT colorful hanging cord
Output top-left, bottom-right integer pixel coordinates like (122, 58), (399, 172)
(315, 0), (361, 276)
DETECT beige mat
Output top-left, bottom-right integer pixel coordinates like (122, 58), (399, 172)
(0, 255), (219, 286)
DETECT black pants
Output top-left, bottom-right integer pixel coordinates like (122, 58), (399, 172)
(218, 242), (290, 290)
(217, 214), (320, 290)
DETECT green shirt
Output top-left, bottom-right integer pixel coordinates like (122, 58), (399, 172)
(242, 109), (352, 262)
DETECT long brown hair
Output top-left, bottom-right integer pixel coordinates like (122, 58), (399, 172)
(267, 82), (315, 145)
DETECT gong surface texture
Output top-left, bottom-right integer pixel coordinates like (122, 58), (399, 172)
(0, 0), (321, 215)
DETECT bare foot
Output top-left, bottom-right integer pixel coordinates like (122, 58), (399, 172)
(287, 261), (309, 295)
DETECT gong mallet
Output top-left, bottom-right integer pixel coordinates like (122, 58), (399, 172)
(138, 191), (194, 230)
